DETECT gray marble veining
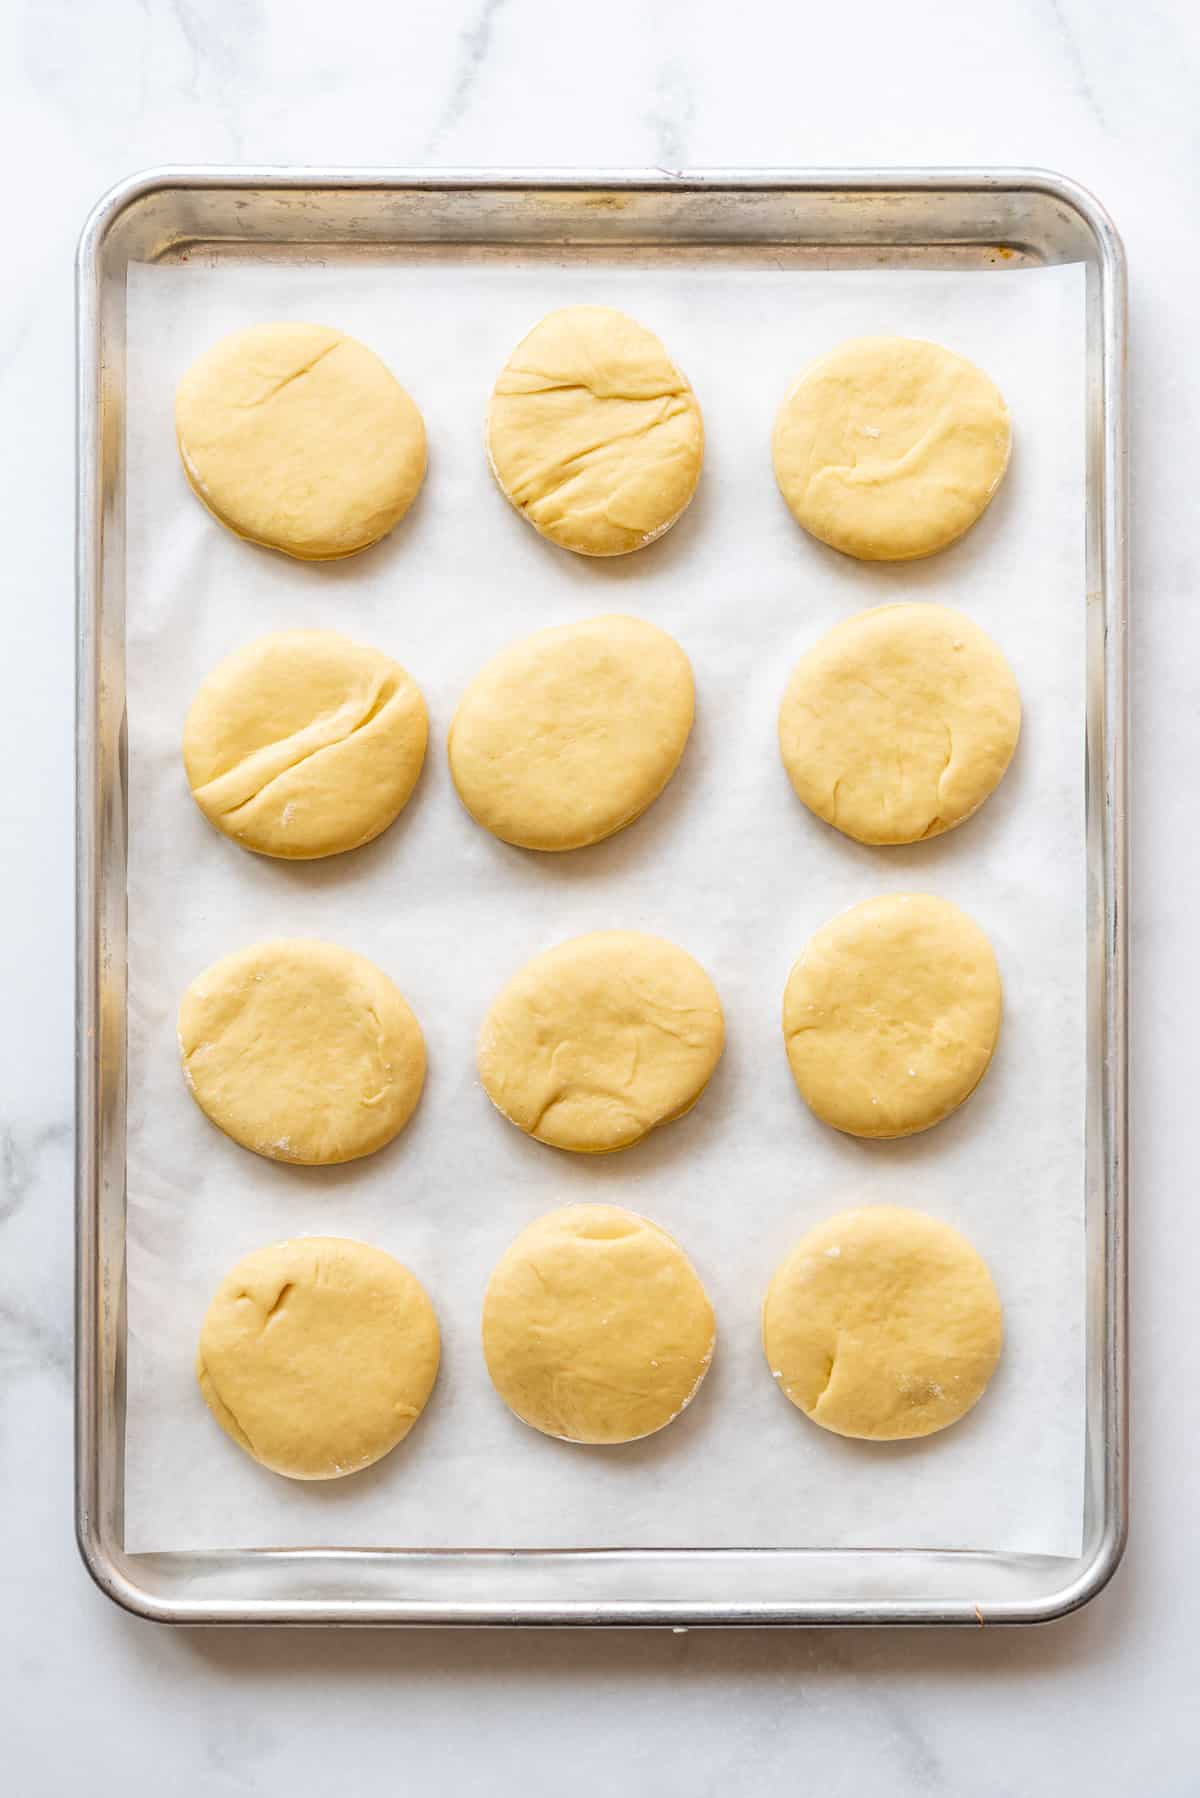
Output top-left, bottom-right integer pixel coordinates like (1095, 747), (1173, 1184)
(426, 0), (510, 152)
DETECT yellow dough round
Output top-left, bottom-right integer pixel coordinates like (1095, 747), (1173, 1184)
(477, 931), (724, 1154)
(486, 305), (704, 556)
(197, 1236), (440, 1479)
(778, 604), (1021, 845)
(482, 1205), (715, 1443)
(183, 630), (428, 860)
(179, 939), (426, 1164)
(176, 321), (427, 559)
(762, 1207), (1003, 1440)
(772, 336), (1011, 561)
(448, 614), (694, 851)
(783, 895), (1001, 1139)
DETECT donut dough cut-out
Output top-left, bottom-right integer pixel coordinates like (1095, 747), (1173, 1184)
(197, 1237), (440, 1479)
(772, 336), (1011, 561)
(184, 630), (428, 860)
(449, 614), (694, 851)
(482, 1205), (715, 1443)
(176, 321), (427, 559)
(486, 306), (704, 556)
(477, 931), (724, 1154)
(778, 604), (1021, 845)
(179, 939), (425, 1164)
(762, 1206), (1003, 1440)
(783, 895), (1001, 1139)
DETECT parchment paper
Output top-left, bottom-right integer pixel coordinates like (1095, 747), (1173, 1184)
(123, 254), (1085, 1555)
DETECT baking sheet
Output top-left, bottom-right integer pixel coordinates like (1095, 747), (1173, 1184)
(122, 255), (1085, 1556)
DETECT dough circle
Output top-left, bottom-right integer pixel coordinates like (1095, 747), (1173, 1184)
(783, 895), (1001, 1139)
(762, 1207), (1003, 1440)
(482, 1205), (715, 1443)
(778, 604), (1021, 845)
(448, 614), (694, 851)
(486, 305), (704, 556)
(197, 1236), (440, 1479)
(176, 321), (427, 559)
(772, 336), (1011, 561)
(477, 931), (724, 1154)
(179, 939), (426, 1164)
(183, 630), (428, 860)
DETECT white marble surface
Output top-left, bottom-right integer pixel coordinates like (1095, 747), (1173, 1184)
(0, 0), (1195, 1790)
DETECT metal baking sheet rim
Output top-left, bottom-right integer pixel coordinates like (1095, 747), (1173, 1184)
(75, 167), (1128, 1628)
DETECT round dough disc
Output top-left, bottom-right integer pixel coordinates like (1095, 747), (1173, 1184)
(783, 895), (1001, 1139)
(772, 336), (1011, 561)
(176, 321), (427, 559)
(486, 305), (704, 556)
(478, 932), (724, 1154)
(179, 939), (426, 1164)
(482, 1205), (715, 1443)
(197, 1236), (440, 1479)
(448, 614), (694, 850)
(762, 1207), (1003, 1440)
(778, 604), (1021, 844)
(184, 630), (428, 860)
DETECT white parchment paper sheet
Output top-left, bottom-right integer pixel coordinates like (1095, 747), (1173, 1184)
(123, 255), (1085, 1555)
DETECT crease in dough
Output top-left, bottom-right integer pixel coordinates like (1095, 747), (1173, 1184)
(486, 306), (704, 556)
(184, 629), (428, 860)
(477, 931), (724, 1154)
(772, 336), (1011, 561)
(178, 938), (426, 1165)
(197, 1237), (440, 1478)
(176, 321), (427, 559)
(778, 603), (1021, 845)
(782, 894), (1002, 1139)
(482, 1205), (716, 1444)
(762, 1207), (1003, 1440)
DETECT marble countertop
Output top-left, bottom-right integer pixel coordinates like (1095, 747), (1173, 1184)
(2, 0), (1195, 1790)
